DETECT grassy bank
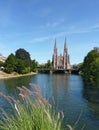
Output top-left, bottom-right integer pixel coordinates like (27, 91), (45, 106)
(0, 71), (37, 80)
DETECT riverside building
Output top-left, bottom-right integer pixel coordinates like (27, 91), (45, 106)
(52, 39), (71, 70)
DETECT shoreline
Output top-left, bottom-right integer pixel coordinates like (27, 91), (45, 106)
(0, 71), (37, 80)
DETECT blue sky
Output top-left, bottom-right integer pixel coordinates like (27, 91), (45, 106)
(0, 0), (99, 64)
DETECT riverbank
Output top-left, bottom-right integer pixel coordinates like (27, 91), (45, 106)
(0, 71), (37, 80)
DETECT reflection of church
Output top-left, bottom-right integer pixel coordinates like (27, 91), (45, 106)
(52, 39), (71, 70)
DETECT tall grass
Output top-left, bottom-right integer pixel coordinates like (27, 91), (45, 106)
(0, 83), (73, 130)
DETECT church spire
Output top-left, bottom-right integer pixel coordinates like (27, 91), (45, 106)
(54, 39), (57, 53)
(64, 37), (67, 50)
(54, 39), (57, 49)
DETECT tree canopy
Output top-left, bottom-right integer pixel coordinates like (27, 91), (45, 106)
(31, 60), (38, 72)
(81, 47), (99, 87)
(46, 60), (53, 69)
(15, 48), (31, 67)
(5, 53), (16, 73)
(4, 48), (38, 74)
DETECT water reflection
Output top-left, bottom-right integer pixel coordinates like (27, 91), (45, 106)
(83, 86), (99, 103)
(83, 85), (99, 119)
(0, 76), (32, 112)
(0, 74), (99, 130)
(52, 74), (69, 103)
(0, 76), (31, 97)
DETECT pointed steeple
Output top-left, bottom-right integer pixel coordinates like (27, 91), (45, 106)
(53, 39), (58, 69)
(54, 39), (57, 49)
(54, 39), (57, 53)
(64, 37), (67, 50)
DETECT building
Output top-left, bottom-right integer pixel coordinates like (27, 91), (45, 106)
(0, 54), (6, 62)
(52, 39), (71, 70)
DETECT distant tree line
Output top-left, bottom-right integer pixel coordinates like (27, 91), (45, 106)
(0, 48), (53, 74)
(0, 48), (38, 74)
(81, 47), (99, 87)
(38, 60), (53, 71)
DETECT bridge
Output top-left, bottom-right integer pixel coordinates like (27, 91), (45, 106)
(38, 68), (79, 74)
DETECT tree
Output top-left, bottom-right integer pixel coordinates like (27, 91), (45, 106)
(72, 63), (83, 71)
(46, 60), (53, 69)
(15, 48), (31, 68)
(5, 54), (17, 73)
(31, 60), (38, 72)
(81, 47), (99, 86)
(90, 58), (99, 86)
(15, 59), (26, 74)
(0, 61), (4, 67)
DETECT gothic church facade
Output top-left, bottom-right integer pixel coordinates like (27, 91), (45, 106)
(52, 39), (71, 70)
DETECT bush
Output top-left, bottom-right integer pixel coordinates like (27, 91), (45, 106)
(21, 67), (30, 74)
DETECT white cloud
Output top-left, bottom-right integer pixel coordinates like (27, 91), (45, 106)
(46, 22), (60, 28)
(32, 36), (50, 42)
(90, 23), (99, 30)
(46, 18), (65, 28)
(28, 31), (67, 43)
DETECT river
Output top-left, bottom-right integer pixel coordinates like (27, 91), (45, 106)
(0, 74), (99, 130)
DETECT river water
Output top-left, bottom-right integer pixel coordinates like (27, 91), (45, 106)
(0, 74), (99, 130)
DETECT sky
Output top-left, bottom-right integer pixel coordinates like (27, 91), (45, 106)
(0, 0), (99, 64)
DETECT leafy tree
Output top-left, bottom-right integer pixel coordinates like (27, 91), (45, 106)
(15, 48), (31, 68)
(46, 60), (53, 69)
(5, 53), (17, 73)
(31, 60), (38, 72)
(81, 47), (99, 86)
(0, 61), (4, 67)
(90, 58), (99, 86)
(38, 64), (46, 71)
(72, 63), (83, 71)
(15, 59), (25, 74)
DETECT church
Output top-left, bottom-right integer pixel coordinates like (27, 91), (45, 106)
(52, 39), (71, 70)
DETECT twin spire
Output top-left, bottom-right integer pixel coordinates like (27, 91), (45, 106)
(53, 38), (71, 70)
(54, 38), (67, 51)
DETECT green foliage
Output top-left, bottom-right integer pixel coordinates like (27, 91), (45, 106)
(31, 60), (38, 72)
(39, 64), (46, 69)
(81, 47), (99, 86)
(22, 67), (31, 74)
(72, 63), (83, 71)
(15, 59), (26, 74)
(5, 53), (17, 73)
(0, 85), (70, 130)
(4, 48), (35, 74)
(90, 58), (99, 86)
(46, 60), (53, 69)
(15, 48), (31, 67)
(15, 59), (30, 74)
(0, 61), (4, 67)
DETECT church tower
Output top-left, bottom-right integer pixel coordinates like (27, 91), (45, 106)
(53, 39), (58, 69)
(52, 38), (71, 70)
(63, 38), (68, 69)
